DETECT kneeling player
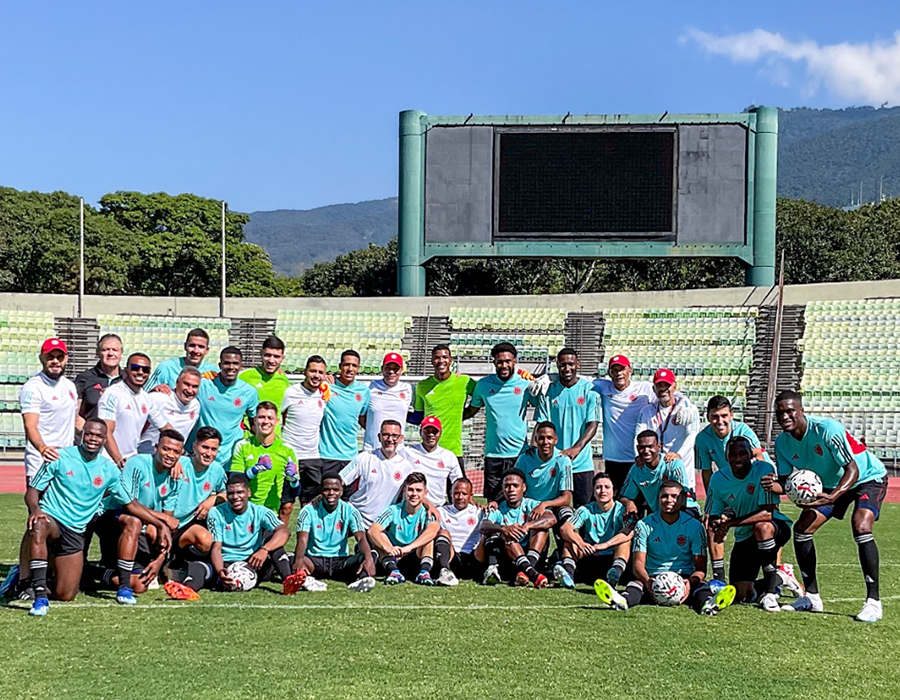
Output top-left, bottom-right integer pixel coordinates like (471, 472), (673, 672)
(368, 472), (440, 585)
(433, 478), (484, 586)
(707, 436), (793, 613)
(208, 472), (293, 591)
(620, 431), (699, 519)
(476, 469), (557, 588)
(558, 473), (635, 590)
(289, 476), (377, 593)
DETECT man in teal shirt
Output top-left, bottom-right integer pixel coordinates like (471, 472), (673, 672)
(620, 431), (699, 518)
(319, 350), (370, 482)
(147, 328), (218, 393)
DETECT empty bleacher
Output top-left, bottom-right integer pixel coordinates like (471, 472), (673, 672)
(449, 307), (566, 361)
(96, 314), (231, 366)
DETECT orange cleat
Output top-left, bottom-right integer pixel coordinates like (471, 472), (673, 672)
(534, 574), (549, 589)
(282, 570), (308, 596)
(164, 581), (199, 601)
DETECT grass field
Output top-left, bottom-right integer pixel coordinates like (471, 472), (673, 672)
(1, 494), (898, 700)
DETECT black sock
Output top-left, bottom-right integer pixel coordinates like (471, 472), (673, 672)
(562, 557), (576, 577)
(117, 559), (134, 590)
(382, 556), (399, 573)
(182, 562), (213, 592)
(101, 568), (117, 587)
(691, 584), (714, 613)
(514, 555), (539, 582)
(30, 560), (48, 598)
(526, 549), (541, 567)
(757, 538), (779, 595)
(622, 582), (644, 607)
(711, 559), (726, 581)
(611, 557), (627, 578)
(270, 547), (292, 581)
(793, 532), (818, 594)
(485, 535), (502, 567)
(855, 533), (879, 600)
(434, 536), (452, 573)
(419, 556), (433, 574)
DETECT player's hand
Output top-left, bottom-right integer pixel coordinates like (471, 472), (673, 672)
(485, 501), (499, 512)
(220, 571), (238, 590)
(760, 473), (783, 494)
(528, 374), (552, 397)
(801, 493), (833, 508)
(389, 545), (405, 558)
(39, 445), (61, 462)
(27, 509), (50, 530)
(672, 405), (693, 426)
(360, 555), (377, 577)
(248, 549), (269, 570)
(681, 577), (695, 603)
(573, 541), (593, 558)
(528, 503), (548, 521)
(624, 501), (638, 517)
(152, 384), (173, 395)
(506, 523), (528, 541)
(201, 370), (218, 381)
(161, 513), (180, 531)
(158, 524), (172, 551)
(663, 452), (681, 462)
(140, 559), (162, 586)
(633, 453), (645, 467)
(751, 447), (765, 460)
(194, 496), (216, 520)
(170, 461), (186, 481)
(560, 446), (580, 460)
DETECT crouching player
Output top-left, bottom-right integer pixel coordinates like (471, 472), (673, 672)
(287, 476), (377, 593)
(476, 469), (557, 588)
(707, 436), (793, 613)
(207, 472), (292, 591)
(558, 473), (635, 590)
(433, 478), (484, 586)
(620, 431), (699, 519)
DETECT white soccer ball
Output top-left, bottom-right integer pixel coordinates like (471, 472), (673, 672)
(784, 469), (824, 506)
(651, 571), (686, 606)
(226, 561), (258, 591)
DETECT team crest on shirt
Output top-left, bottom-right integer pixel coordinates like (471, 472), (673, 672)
(355, 393), (362, 402)
(676, 535), (687, 546)
(247, 523), (255, 533)
(437, 460), (445, 469)
(393, 471), (402, 481)
(467, 517), (476, 526)
(513, 386), (523, 395)
(814, 445), (823, 456)
(335, 521), (343, 532)
(550, 468), (557, 477)
(69, 390), (75, 400)
(629, 395), (637, 401)
(190, 411), (196, 419)
(160, 485), (168, 496)
(576, 396), (586, 405)
(318, 400), (324, 408)
(746, 484), (756, 495)
(93, 476), (103, 487)
(399, 392), (406, 399)
(203, 482), (211, 492)
(141, 404), (148, 414)
(234, 398), (243, 407)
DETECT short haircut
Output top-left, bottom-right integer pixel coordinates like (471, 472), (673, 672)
(593, 472), (613, 486)
(431, 343), (451, 356)
(557, 347), (578, 360)
(220, 346), (242, 360)
(127, 352), (151, 366)
(659, 479), (684, 494)
(186, 328), (210, 343)
(306, 354), (327, 368)
(83, 417), (107, 433)
(404, 472), (427, 487)
(262, 335), (285, 352)
(534, 420), (557, 435)
(636, 429), (659, 443)
(453, 477), (473, 489)
(380, 419), (402, 432)
(726, 435), (753, 453)
(194, 426), (222, 444)
(340, 349), (360, 364)
(97, 333), (122, 353)
(491, 342), (517, 359)
(158, 428), (185, 444)
(500, 467), (527, 484)
(321, 475), (343, 488)
(227, 471), (251, 488)
(775, 390), (803, 408)
(256, 400), (278, 415)
(177, 366), (202, 382)
(706, 395), (732, 413)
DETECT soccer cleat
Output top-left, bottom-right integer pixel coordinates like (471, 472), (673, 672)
(534, 573), (549, 589)
(116, 586), (137, 605)
(855, 598), (883, 623)
(781, 592), (823, 613)
(482, 564), (502, 586)
(593, 579), (628, 611)
(301, 576), (328, 592)
(701, 585), (736, 616)
(0, 565), (19, 597)
(147, 576), (161, 590)
(282, 570), (308, 596)
(553, 564), (575, 590)
(759, 592), (781, 613)
(385, 570), (406, 585)
(514, 572), (530, 587)
(163, 581), (199, 601)
(28, 597), (49, 617)
(415, 571), (434, 586)
(436, 569), (459, 587)
(605, 566), (621, 587)
(347, 576), (376, 593)
(708, 579), (727, 595)
(777, 563), (804, 598)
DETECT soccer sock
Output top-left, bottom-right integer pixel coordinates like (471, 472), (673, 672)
(757, 538), (779, 595)
(611, 557), (627, 578)
(434, 536), (452, 573)
(419, 556), (433, 574)
(270, 548), (293, 581)
(117, 559), (134, 590)
(562, 557), (576, 577)
(854, 533), (879, 600)
(514, 555), (539, 582)
(711, 559), (726, 581)
(526, 549), (541, 568)
(622, 581), (643, 608)
(382, 556), (399, 574)
(182, 562), (213, 592)
(101, 568), (117, 587)
(793, 532), (818, 594)
(29, 560), (49, 598)
(485, 534), (502, 567)
(691, 584), (714, 613)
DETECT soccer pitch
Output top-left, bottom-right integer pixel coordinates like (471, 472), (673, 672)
(0, 495), (897, 700)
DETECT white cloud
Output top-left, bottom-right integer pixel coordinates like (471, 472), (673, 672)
(682, 28), (900, 104)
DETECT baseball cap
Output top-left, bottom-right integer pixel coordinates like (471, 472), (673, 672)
(653, 368), (676, 386)
(607, 354), (631, 369)
(40, 338), (68, 355)
(421, 416), (443, 431)
(382, 352), (404, 368)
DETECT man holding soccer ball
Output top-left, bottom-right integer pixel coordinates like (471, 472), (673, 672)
(764, 391), (888, 622)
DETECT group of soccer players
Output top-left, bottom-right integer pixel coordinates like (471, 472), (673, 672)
(7, 329), (888, 623)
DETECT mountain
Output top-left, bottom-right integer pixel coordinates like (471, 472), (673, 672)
(247, 107), (900, 274)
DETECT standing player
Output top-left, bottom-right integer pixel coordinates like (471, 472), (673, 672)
(146, 328), (218, 392)
(319, 350), (370, 483)
(620, 431), (698, 517)
(363, 352), (413, 451)
(591, 355), (656, 494)
(281, 355), (329, 506)
(138, 367), (201, 454)
(402, 416), (464, 506)
(765, 391), (888, 622)
(368, 472), (440, 585)
(239, 336), (291, 408)
(465, 343), (531, 503)
(74, 333), (123, 432)
(533, 348), (600, 507)
(433, 478), (483, 586)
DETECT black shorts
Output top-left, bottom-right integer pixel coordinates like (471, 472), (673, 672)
(572, 471), (595, 509)
(449, 551), (482, 580)
(309, 553), (364, 582)
(483, 457), (518, 502)
(817, 477), (888, 521)
(574, 553), (614, 584)
(320, 459), (349, 480)
(49, 519), (86, 558)
(728, 519), (792, 584)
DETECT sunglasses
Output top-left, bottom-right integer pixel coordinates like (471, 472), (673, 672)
(129, 364), (151, 374)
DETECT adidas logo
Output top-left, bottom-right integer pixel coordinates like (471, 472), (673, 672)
(66, 471), (74, 477)
(727, 494), (735, 500)
(653, 536), (661, 542)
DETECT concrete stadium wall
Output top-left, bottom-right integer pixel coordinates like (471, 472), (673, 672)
(0, 279), (898, 317)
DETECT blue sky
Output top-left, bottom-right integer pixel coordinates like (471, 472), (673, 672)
(2, 1), (898, 213)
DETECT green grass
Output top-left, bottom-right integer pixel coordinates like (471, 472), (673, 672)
(0, 495), (898, 699)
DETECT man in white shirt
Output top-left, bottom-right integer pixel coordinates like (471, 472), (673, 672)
(363, 352), (412, 451)
(138, 367), (201, 454)
(339, 419), (415, 528)
(433, 478), (484, 586)
(281, 354), (329, 506)
(402, 416), (464, 506)
(98, 353), (171, 467)
(19, 338), (78, 481)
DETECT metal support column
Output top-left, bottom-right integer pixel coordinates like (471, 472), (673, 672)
(397, 110), (426, 296)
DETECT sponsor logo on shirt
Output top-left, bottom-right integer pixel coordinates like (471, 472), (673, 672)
(652, 536), (661, 542)
(208, 396), (216, 402)
(225, 525), (232, 530)
(52, 395), (58, 401)
(144, 481), (151, 488)
(727, 494), (735, 500)
(746, 484), (756, 495)
(792, 454), (799, 460)
(676, 535), (687, 546)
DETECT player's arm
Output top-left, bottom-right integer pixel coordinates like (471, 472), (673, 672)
(523, 508), (556, 533)
(22, 413), (61, 462)
(714, 505), (775, 537)
(75, 399), (86, 433)
(688, 554), (708, 590)
(559, 519), (592, 557)
(401, 519), (440, 555)
(632, 550), (651, 590)
(807, 432), (860, 506)
(352, 528), (377, 576)
(292, 530), (310, 573)
(562, 420), (599, 461)
(248, 522), (289, 569)
(367, 520), (399, 556)
(210, 541), (236, 588)
(531, 490), (572, 518)
(103, 418), (126, 467)
(462, 404), (480, 420)
(24, 485), (51, 530)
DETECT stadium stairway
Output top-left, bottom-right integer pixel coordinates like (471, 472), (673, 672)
(56, 317), (102, 374)
(402, 315), (450, 375)
(230, 317), (277, 363)
(564, 312), (605, 372)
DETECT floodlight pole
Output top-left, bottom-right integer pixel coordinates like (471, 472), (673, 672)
(747, 106), (778, 287)
(220, 201), (226, 318)
(78, 197), (85, 318)
(398, 110), (426, 296)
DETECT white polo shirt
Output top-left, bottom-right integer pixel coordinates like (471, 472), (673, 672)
(592, 378), (656, 462)
(635, 397), (701, 488)
(19, 372), (78, 478)
(138, 391), (200, 454)
(280, 383), (326, 461)
(98, 381), (167, 460)
(402, 443), (464, 506)
(339, 449), (415, 528)
(364, 379), (413, 450)
(438, 502), (483, 554)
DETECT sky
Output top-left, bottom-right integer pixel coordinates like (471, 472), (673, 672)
(2, 1), (899, 213)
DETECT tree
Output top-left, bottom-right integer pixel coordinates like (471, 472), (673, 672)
(300, 239), (397, 296)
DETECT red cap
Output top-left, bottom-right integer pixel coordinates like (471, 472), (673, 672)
(382, 352), (404, 368)
(653, 368), (676, 385)
(421, 416), (443, 431)
(607, 354), (631, 369)
(40, 338), (68, 355)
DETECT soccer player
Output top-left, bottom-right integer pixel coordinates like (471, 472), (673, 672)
(620, 430), (699, 518)
(591, 355), (655, 494)
(290, 476), (377, 592)
(465, 343), (531, 503)
(98, 352), (171, 467)
(707, 436), (794, 613)
(281, 354), (329, 506)
(208, 472), (293, 591)
(433, 478), (484, 586)
(231, 401), (300, 521)
(368, 472), (440, 585)
(319, 349), (370, 481)
(635, 368), (701, 492)
(765, 390), (888, 622)
(339, 420), (415, 527)
(363, 352), (413, 450)
(558, 473), (634, 590)
(476, 468), (556, 588)
(138, 367), (201, 454)
(169, 427), (225, 559)
(402, 416), (464, 506)
(516, 422), (573, 519)
(533, 348), (600, 507)
(192, 347), (259, 471)
(74, 333), (123, 431)
(146, 328), (218, 393)
(239, 335), (291, 407)
(411, 344), (476, 465)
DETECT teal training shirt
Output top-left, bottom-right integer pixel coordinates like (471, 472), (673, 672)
(620, 458), (698, 512)
(633, 511), (707, 577)
(569, 501), (625, 554)
(705, 460), (792, 542)
(173, 458), (227, 527)
(297, 500), (365, 558)
(533, 378), (600, 473)
(193, 376), (259, 470)
(695, 420), (762, 473)
(516, 447), (574, 502)
(319, 379), (370, 461)
(120, 453), (180, 513)
(207, 501), (283, 562)
(374, 503), (435, 547)
(470, 373), (531, 458)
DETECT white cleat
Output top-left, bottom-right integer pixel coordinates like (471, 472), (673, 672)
(777, 564), (804, 598)
(855, 598), (883, 623)
(482, 564), (502, 586)
(759, 592), (781, 613)
(781, 592), (823, 613)
(436, 569), (459, 587)
(347, 576), (376, 593)
(301, 576), (328, 592)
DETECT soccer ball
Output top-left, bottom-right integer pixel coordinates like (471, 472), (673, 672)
(226, 561), (258, 591)
(651, 571), (686, 606)
(784, 469), (824, 506)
